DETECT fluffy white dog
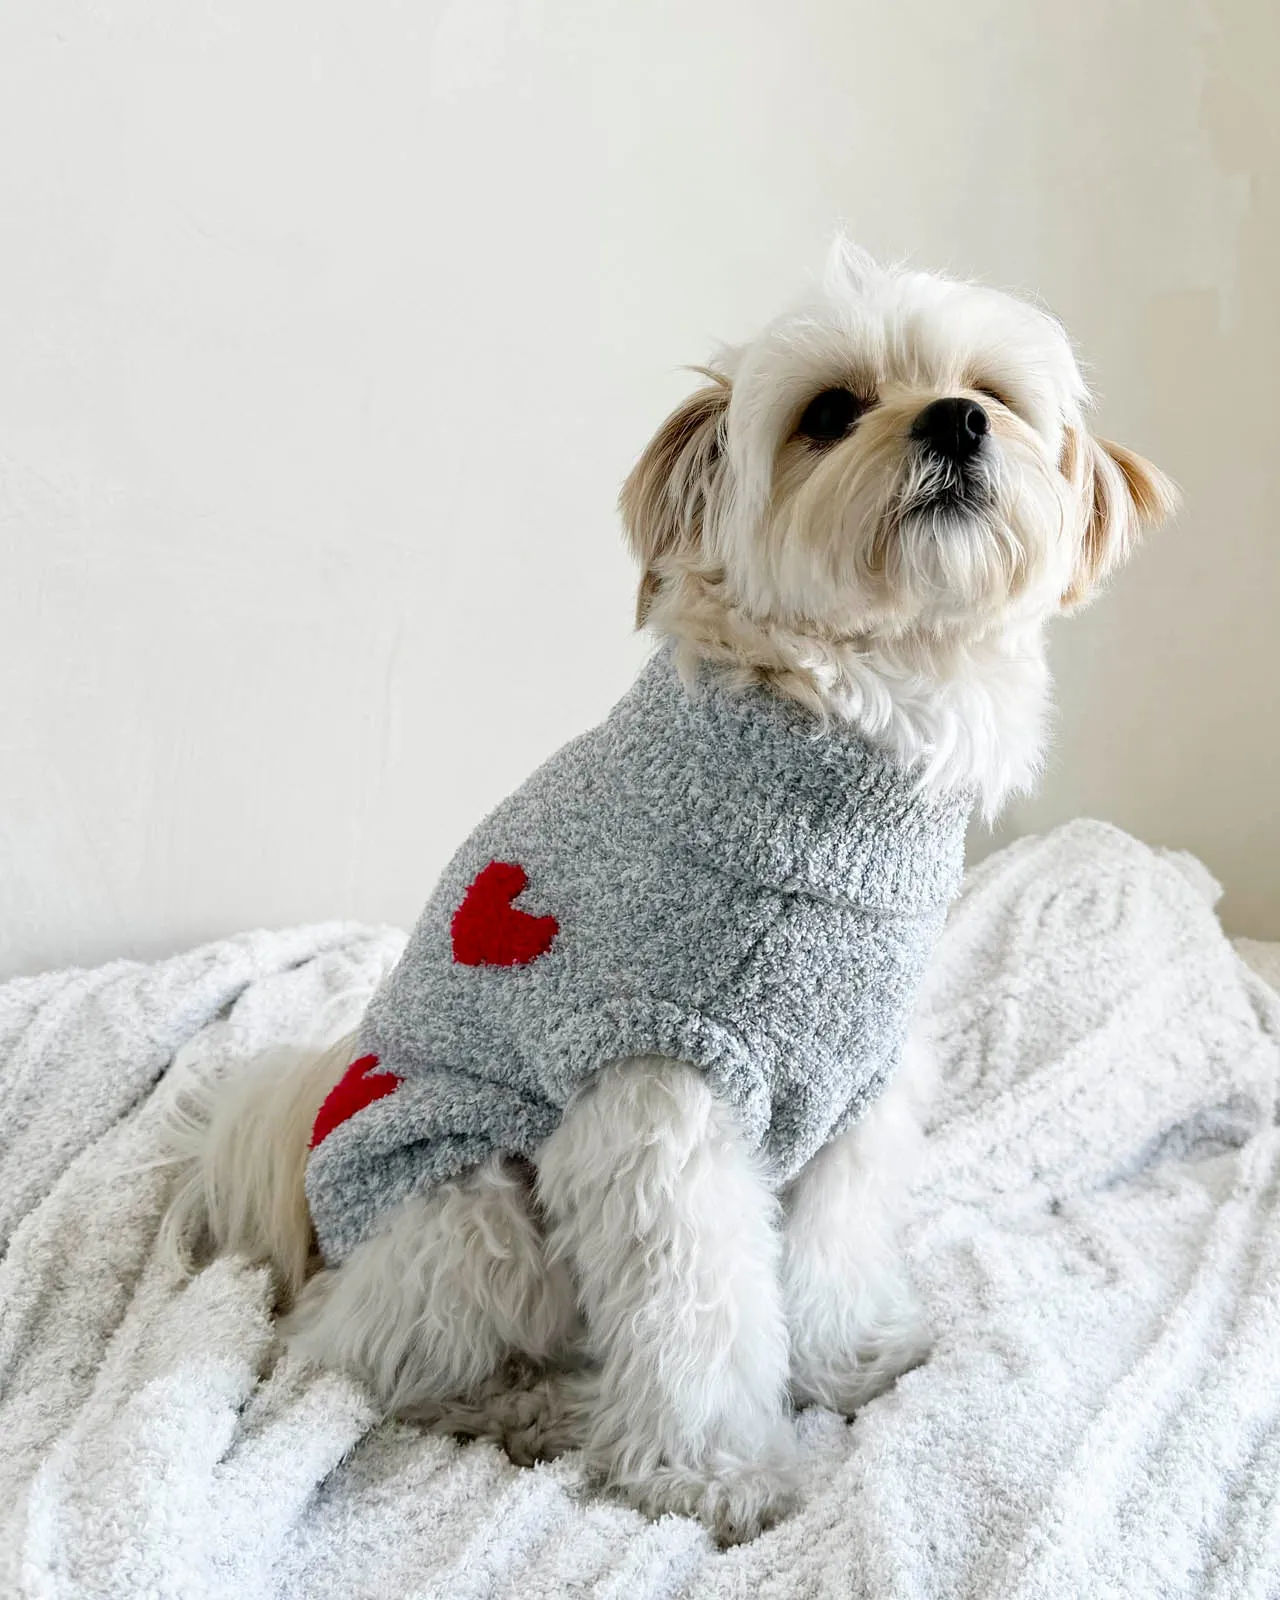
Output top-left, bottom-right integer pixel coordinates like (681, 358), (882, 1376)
(163, 242), (1175, 1545)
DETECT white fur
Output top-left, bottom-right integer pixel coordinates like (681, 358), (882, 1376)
(158, 1035), (354, 1303)
(159, 243), (1173, 1545)
(784, 1027), (938, 1412)
(534, 1059), (798, 1542)
(285, 1153), (579, 1415)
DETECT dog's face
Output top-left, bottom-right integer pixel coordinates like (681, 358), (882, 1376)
(623, 242), (1175, 646)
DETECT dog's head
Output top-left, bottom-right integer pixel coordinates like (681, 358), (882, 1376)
(622, 241), (1176, 647)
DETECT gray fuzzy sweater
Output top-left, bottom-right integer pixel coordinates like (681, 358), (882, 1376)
(305, 646), (972, 1264)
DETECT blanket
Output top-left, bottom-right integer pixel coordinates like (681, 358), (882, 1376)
(2, 820), (1278, 1599)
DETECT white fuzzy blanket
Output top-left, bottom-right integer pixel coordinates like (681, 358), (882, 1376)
(3, 821), (1279, 1599)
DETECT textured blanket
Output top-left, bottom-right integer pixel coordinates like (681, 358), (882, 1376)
(2, 821), (1278, 1599)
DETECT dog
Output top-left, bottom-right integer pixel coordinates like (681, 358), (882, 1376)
(162, 240), (1175, 1546)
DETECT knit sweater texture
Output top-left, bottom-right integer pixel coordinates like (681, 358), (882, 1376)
(305, 646), (973, 1264)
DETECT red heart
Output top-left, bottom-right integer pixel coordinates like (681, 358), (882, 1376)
(310, 1053), (403, 1149)
(451, 860), (559, 967)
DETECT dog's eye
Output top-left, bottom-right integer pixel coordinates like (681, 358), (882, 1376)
(796, 388), (867, 444)
(975, 384), (1011, 410)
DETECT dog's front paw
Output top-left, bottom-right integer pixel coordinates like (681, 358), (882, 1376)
(791, 1315), (933, 1416)
(620, 1449), (799, 1547)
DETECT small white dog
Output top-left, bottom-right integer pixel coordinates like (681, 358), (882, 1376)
(163, 242), (1174, 1545)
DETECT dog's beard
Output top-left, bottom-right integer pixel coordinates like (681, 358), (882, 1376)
(880, 445), (1062, 621)
(895, 447), (990, 521)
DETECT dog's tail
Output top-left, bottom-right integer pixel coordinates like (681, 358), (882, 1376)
(157, 1032), (354, 1306)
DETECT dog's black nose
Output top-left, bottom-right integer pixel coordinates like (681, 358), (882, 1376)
(911, 397), (989, 463)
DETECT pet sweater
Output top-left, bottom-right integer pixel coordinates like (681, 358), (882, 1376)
(305, 645), (973, 1264)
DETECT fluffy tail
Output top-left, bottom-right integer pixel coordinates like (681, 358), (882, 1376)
(158, 1033), (354, 1305)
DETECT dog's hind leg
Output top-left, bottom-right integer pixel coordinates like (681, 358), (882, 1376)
(284, 1154), (579, 1417)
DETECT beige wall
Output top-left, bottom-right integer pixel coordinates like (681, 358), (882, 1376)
(2, 0), (1277, 978)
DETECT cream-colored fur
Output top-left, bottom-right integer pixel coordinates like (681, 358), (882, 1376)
(160, 240), (1175, 1545)
(159, 1035), (351, 1304)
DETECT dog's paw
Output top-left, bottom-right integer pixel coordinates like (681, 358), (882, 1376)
(405, 1360), (593, 1466)
(791, 1317), (933, 1416)
(620, 1451), (799, 1547)
(496, 1372), (592, 1467)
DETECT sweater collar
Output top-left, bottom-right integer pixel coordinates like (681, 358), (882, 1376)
(610, 645), (974, 911)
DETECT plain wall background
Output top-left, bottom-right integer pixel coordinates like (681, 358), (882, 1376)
(2, 0), (1276, 978)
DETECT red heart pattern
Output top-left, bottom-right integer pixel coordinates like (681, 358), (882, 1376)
(451, 860), (559, 967)
(310, 1053), (403, 1149)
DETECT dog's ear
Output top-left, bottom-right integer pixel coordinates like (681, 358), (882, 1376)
(1061, 428), (1178, 608)
(619, 374), (730, 627)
